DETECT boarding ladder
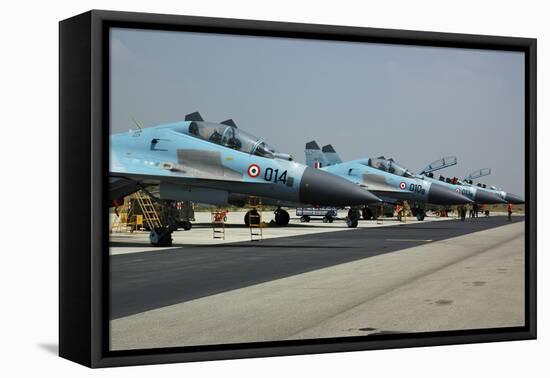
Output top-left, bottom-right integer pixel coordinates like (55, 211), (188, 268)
(134, 190), (162, 230)
(247, 197), (263, 241)
(211, 209), (227, 240)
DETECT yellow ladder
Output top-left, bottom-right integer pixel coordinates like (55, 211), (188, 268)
(247, 197), (263, 241)
(110, 201), (134, 232)
(111, 209), (128, 232)
(134, 191), (162, 230)
(211, 209), (226, 240)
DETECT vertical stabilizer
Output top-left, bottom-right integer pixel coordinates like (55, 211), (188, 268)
(322, 144), (343, 166)
(305, 141), (329, 168)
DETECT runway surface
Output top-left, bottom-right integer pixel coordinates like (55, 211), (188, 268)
(110, 216), (524, 319)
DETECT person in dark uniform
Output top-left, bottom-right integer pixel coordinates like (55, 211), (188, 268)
(459, 205), (466, 221)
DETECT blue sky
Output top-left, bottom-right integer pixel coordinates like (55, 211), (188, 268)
(110, 28), (525, 196)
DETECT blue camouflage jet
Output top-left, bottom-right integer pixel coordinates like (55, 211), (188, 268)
(110, 112), (381, 245)
(461, 168), (524, 204)
(419, 159), (521, 205)
(425, 166), (524, 205)
(305, 142), (472, 222)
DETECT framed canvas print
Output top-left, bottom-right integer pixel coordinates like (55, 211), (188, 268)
(59, 10), (536, 368)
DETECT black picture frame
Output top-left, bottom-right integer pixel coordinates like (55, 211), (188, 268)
(59, 9), (537, 368)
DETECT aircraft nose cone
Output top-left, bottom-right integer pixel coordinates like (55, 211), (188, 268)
(475, 190), (506, 204)
(299, 167), (381, 206)
(504, 193), (524, 204)
(428, 183), (472, 205)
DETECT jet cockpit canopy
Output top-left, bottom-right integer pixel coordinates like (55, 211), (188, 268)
(186, 121), (291, 160)
(367, 156), (414, 178)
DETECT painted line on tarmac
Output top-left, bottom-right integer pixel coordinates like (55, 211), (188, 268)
(385, 239), (433, 242)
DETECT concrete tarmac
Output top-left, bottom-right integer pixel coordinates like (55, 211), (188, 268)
(110, 216), (523, 319)
(109, 211), (457, 254)
(110, 217), (525, 349)
(110, 216), (525, 350)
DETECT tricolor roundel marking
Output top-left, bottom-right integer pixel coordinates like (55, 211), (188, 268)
(247, 164), (261, 178)
(399, 182), (407, 190)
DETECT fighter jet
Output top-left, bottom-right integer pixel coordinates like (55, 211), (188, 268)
(305, 142), (472, 222)
(417, 158), (503, 205)
(110, 113), (380, 245)
(461, 168), (524, 204)
(419, 159), (522, 205)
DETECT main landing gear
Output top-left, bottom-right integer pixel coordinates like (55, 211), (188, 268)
(410, 207), (426, 221)
(149, 224), (177, 247)
(274, 208), (290, 226)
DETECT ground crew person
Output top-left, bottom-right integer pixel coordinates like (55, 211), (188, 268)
(508, 203), (513, 221)
(459, 205), (466, 221)
(395, 204), (402, 221)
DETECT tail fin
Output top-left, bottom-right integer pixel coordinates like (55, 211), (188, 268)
(322, 144), (342, 166)
(305, 141), (329, 168)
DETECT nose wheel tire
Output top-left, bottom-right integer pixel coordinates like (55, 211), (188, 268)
(274, 209), (290, 226)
